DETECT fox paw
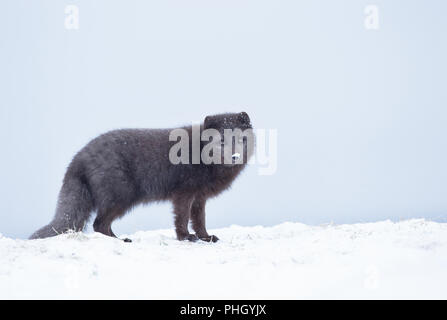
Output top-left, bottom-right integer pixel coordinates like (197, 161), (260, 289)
(199, 235), (219, 243)
(178, 234), (199, 242)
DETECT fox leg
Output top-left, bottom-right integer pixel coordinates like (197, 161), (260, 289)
(93, 207), (131, 242)
(172, 195), (198, 241)
(190, 196), (219, 243)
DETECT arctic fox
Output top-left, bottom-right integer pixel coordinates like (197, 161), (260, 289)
(30, 112), (254, 242)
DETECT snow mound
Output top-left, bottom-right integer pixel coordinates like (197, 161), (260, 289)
(1, 219), (447, 299)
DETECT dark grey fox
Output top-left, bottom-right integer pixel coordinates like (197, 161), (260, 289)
(30, 112), (254, 242)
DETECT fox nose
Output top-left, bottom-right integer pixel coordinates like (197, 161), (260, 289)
(232, 153), (241, 160)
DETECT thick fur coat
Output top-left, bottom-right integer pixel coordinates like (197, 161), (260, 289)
(30, 112), (254, 242)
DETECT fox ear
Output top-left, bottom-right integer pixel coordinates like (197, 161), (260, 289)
(204, 115), (216, 129)
(238, 111), (250, 124)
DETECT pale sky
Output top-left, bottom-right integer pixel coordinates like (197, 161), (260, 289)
(1, 0), (446, 238)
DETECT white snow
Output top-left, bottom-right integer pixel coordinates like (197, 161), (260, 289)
(1, 219), (447, 299)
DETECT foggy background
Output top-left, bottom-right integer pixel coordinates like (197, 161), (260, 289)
(1, 0), (446, 239)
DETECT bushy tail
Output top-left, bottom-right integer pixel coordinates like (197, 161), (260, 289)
(29, 175), (94, 239)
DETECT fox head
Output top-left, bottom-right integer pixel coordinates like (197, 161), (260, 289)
(202, 112), (255, 166)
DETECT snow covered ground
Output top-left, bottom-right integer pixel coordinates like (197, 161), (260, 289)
(1, 219), (447, 299)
